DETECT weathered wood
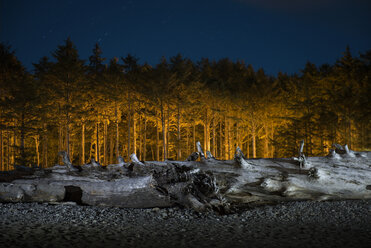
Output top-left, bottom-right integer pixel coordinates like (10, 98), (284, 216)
(186, 152), (199, 161)
(0, 157), (227, 212)
(293, 140), (307, 169)
(196, 141), (205, 160)
(130, 153), (144, 165)
(206, 151), (216, 160)
(0, 143), (370, 212)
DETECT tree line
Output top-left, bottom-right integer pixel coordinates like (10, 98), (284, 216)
(0, 38), (370, 170)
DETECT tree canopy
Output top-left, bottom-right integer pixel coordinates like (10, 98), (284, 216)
(0, 40), (370, 170)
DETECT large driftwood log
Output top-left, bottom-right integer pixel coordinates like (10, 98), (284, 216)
(1, 142), (370, 211)
(0, 151), (227, 212)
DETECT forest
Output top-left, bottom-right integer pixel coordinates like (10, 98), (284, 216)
(0, 38), (370, 170)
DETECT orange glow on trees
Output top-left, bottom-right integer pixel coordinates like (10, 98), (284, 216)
(0, 41), (370, 170)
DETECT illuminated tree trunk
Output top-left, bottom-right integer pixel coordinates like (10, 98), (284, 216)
(13, 125), (16, 168)
(7, 131), (10, 170)
(58, 124), (63, 164)
(186, 125), (189, 156)
(212, 113), (216, 157)
(34, 135), (40, 167)
(224, 116), (228, 160)
(348, 117), (352, 149)
(109, 132), (114, 164)
(204, 109), (207, 154)
(177, 102), (181, 160)
(127, 96), (131, 159)
(116, 121), (119, 159)
(227, 119), (231, 159)
(271, 125), (275, 158)
(139, 115), (142, 160)
(20, 113), (26, 165)
(161, 101), (167, 160)
(133, 112), (136, 156)
(66, 114), (70, 159)
(219, 121), (222, 159)
(143, 113), (147, 161)
(81, 123), (85, 164)
(252, 127), (256, 158)
(115, 103), (120, 159)
(236, 122), (240, 149)
(96, 122), (99, 162)
(166, 105), (169, 158)
(104, 118), (108, 165)
(156, 115), (160, 161)
(42, 123), (48, 168)
(203, 108), (210, 153)
(193, 122), (196, 152)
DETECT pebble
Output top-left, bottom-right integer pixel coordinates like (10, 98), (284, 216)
(0, 200), (370, 248)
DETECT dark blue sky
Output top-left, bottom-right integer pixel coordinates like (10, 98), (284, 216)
(1, 0), (370, 75)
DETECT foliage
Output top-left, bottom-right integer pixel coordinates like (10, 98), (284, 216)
(0, 40), (370, 169)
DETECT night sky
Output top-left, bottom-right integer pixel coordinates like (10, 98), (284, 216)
(1, 0), (371, 75)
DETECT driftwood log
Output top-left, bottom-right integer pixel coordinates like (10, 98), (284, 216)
(0, 141), (370, 211)
(0, 151), (227, 212)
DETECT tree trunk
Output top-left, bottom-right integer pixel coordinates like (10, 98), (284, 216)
(186, 125), (189, 157)
(177, 102), (181, 160)
(143, 114), (147, 161)
(96, 122), (99, 163)
(166, 105), (169, 159)
(110, 132), (114, 164)
(66, 114), (70, 158)
(204, 108), (210, 153)
(271, 125), (275, 158)
(7, 131), (10, 171)
(224, 116), (228, 160)
(133, 112), (136, 156)
(161, 101), (167, 160)
(34, 135), (40, 167)
(252, 127), (256, 159)
(156, 115), (160, 161)
(219, 121), (222, 159)
(227, 118), (231, 159)
(13, 125), (16, 168)
(42, 123), (48, 168)
(127, 95), (131, 159)
(139, 114), (142, 160)
(58, 124), (63, 164)
(81, 123), (85, 165)
(116, 121), (119, 159)
(20, 112), (25, 165)
(348, 118), (352, 149)
(236, 122), (241, 149)
(104, 119), (108, 166)
(212, 113), (216, 157)
(115, 104), (120, 159)
(193, 122), (196, 152)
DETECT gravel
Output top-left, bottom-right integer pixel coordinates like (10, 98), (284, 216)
(0, 200), (370, 248)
